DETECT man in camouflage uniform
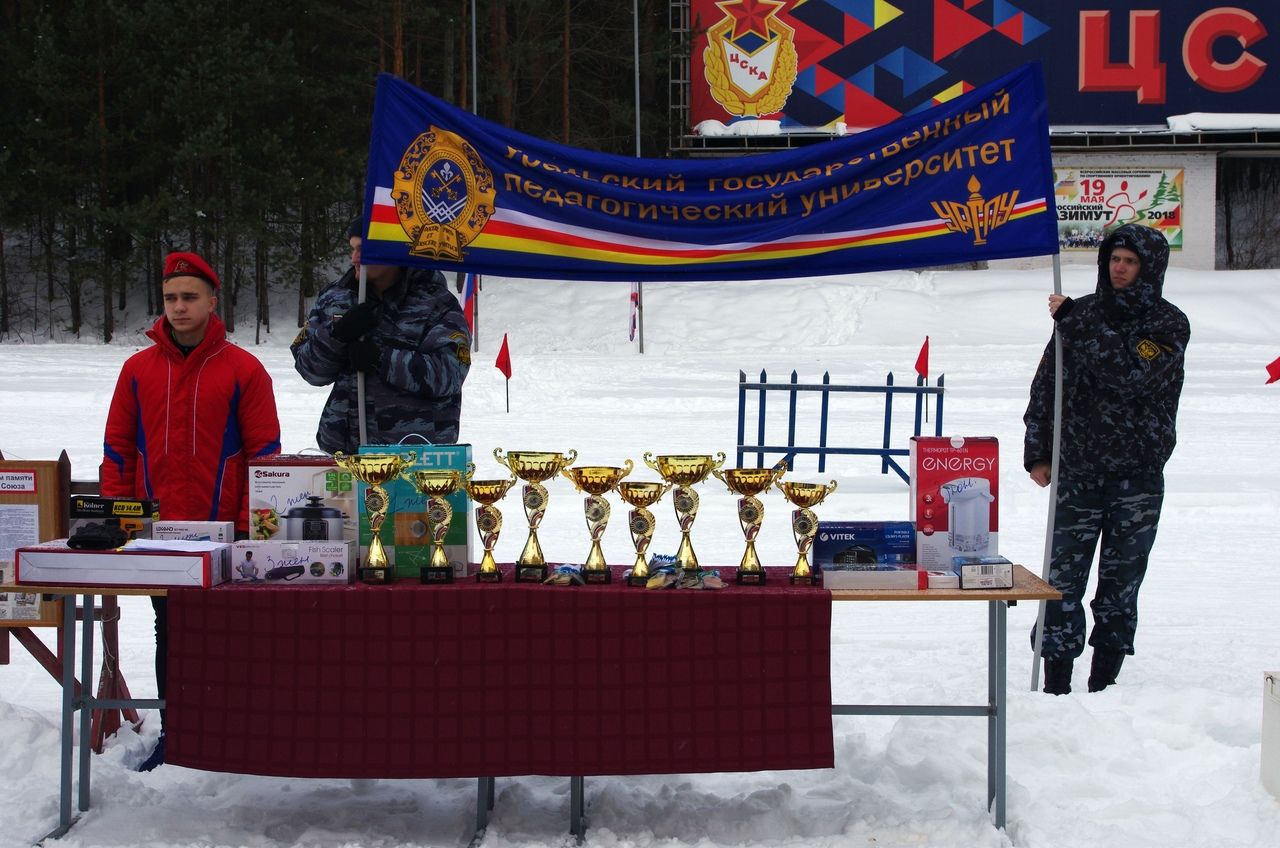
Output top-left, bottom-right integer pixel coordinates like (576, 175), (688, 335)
(1024, 223), (1189, 695)
(292, 219), (471, 452)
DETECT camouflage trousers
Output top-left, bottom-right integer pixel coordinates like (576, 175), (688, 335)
(1035, 472), (1165, 661)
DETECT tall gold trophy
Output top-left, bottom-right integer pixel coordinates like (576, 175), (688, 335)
(642, 452), (726, 573)
(617, 481), (670, 587)
(333, 451), (418, 584)
(713, 464), (786, 585)
(402, 463), (475, 584)
(561, 460), (633, 584)
(493, 448), (578, 582)
(463, 474), (517, 582)
(779, 480), (838, 586)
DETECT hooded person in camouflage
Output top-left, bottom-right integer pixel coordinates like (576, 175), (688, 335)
(1024, 223), (1190, 696)
(292, 218), (471, 452)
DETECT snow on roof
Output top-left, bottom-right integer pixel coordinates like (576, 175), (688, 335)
(1166, 113), (1280, 132)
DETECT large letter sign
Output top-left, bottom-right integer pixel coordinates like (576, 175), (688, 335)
(1182, 7), (1268, 93)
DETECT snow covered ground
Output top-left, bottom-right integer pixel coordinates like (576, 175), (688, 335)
(2, 262), (1279, 847)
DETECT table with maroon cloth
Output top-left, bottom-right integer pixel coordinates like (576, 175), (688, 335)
(164, 568), (834, 782)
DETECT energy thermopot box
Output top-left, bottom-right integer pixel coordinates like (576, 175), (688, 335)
(910, 436), (1000, 570)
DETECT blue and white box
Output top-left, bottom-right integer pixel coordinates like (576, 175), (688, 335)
(813, 521), (915, 569)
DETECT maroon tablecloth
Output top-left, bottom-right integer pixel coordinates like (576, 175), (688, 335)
(165, 567), (833, 778)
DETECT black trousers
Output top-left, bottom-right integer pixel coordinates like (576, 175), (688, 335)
(151, 595), (167, 730)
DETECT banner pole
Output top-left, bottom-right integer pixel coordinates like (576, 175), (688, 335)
(505, 379), (510, 414)
(357, 264), (368, 447)
(1030, 252), (1065, 691)
(470, 0), (478, 114)
(633, 0), (645, 355)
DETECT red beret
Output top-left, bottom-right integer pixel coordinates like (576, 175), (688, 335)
(162, 251), (220, 290)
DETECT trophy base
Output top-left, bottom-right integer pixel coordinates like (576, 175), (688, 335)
(514, 563), (548, 583)
(360, 567), (392, 585)
(789, 573), (821, 586)
(735, 569), (767, 586)
(626, 573), (651, 587)
(475, 569), (503, 583)
(419, 566), (455, 585)
(582, 568), (612, 585)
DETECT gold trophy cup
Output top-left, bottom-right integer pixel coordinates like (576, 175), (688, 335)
(616, 481), (671, 587)
(333, 451), (418, 584)
(779, 479), (838, 586)
(463, 475), (517, 582)
(561, 460), (634, 584)
(642, 452), (727, 573)
(713, 464), (786, 585)
(493, 448), (578, 582)
(402, 463), (475, 584)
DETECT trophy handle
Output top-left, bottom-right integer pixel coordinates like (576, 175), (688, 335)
(826, 479), (839, 496)
(561, 448), (578, 466)
(712, 451), (728, 471)
(619, 458), (634, 478)
(560, 466), (581, 491)
(462, 462), (476, 485)
(642, 451), (659, 472)
(493, 447), (509, 469)
(711, 467), (730, 490)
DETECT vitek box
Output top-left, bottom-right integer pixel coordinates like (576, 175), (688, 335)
(813, 521), (915, 568)
(68, 496), (160, 541)
(15, 540), (231, 588)
(357, 443), (473, 580)
(910, 436), (1000, 570)
(230, 540), (353, 584)
(247, 455), (355, 543)
(152, 521), (235, 543)
(951, 555), (1014, 590)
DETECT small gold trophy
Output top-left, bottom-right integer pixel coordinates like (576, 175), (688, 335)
(333, 451), (418, 584)
(561, 460), (633, 584)
(642, 452), (726, 573)
(463, 475), (517, 582)
(713, 464), (786, 585)
(779, 479), (838, 586)
(493, 448), (578, 582)
(616, 481), (670, 587)
(402, 463), (475, 584)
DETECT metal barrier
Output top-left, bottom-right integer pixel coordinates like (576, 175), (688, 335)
(735, 370), (945, 483)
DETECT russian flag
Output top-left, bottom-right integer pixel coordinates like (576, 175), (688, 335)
(462, 272), (479, 333)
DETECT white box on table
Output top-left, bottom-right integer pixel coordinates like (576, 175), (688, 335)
(952, 555), (1014, 589)
(14, 540), (232, 588)
(152, 521), (235, 543)
(247, 455), (355, 542)
(230, 540), (353, 584)
(910, 436), (1000, 570)
(822, 564), (924, 590)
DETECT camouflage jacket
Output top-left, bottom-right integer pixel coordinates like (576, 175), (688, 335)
(1024, 224), (1190, 480)
(292, 267), (471, 453)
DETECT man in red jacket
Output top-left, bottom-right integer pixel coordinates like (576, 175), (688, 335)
(101, 251), (281, 770)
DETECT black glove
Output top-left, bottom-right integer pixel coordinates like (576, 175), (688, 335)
(348, 339), (382, 373)
(331, 301), (379, 342)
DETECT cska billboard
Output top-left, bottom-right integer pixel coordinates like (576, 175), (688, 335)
(689, 0), (1277, 131)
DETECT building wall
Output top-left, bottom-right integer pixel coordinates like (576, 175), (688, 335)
(994, 151), (1218, 272)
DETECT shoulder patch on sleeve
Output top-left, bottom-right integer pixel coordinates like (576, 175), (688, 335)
(450, 332), (471, 365)
(1136, 339), (1161, 360)
(292, 327), (308, 347)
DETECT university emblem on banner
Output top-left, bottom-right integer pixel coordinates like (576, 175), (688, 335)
(930, 175), (1020, 247)
(392, 126), (495, 261)
(702, 0), (797, 117)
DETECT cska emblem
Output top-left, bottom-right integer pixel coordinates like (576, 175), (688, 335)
(392, 126), (496, 261)
(703, 0), (797, 117)
(931, 175), (1020, 247)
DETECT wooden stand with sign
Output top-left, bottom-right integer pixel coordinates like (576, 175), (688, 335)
(0, 450), (143, 751)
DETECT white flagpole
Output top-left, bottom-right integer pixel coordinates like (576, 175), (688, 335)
(633, 0), (645, 354)
(357, 263), (368, 446)
(1030, 252), (1065, 691)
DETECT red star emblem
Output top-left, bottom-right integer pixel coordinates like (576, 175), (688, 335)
(716, 0), (787, 42)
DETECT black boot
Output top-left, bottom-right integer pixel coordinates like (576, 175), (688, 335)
(1042, 658), (1073, 695)
(1088, 648), (1126, 692)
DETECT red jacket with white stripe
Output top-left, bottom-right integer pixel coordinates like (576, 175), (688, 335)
(100, 313), (282, 532)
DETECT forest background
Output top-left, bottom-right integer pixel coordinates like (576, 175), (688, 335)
(0, 0), (672, 342)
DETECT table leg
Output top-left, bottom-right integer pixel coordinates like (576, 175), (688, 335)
(987, 601), (997, 812)
(78, 594), (95, 812)
(995, 600), (1007, 829)
(44, 596), (78, 841)
(474, 777), (494, 835)
(570, 776), (585, 842)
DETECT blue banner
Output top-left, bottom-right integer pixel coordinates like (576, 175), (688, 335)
(361, 63), (1058, 282)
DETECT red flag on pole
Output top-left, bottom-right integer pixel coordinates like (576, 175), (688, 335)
(1266, 355), (1280, 385)
(495, 333), (512, 379)
(914, 336), (929, 380)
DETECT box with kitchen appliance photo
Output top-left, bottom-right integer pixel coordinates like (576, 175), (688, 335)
(14, 540), (231, 588)
(230, 540), (353, 584)
(951, 555), (1014, 589)
(813, 521), (915, 569)
(910, 436), (999, 569)
(68, 496), (159, 541)
(248, 455), (354, 543)
(152, 521), (235, 543)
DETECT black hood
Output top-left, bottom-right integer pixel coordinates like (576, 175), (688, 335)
(1095, 223), (1170, 321)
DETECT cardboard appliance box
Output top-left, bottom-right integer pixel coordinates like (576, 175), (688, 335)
(951, 555), (1014, 589)
(68, 496), (159, 541)
(230, 540), (353, 584)
(822, 563), (923, 590)
(813, 521), (915, 569)
(357, 443), (473, 579)
(152, 521), (235, 543)
(15, 540), (231, 588)
(909, 436), (1000, 569)
(247, 455), (355, 542)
